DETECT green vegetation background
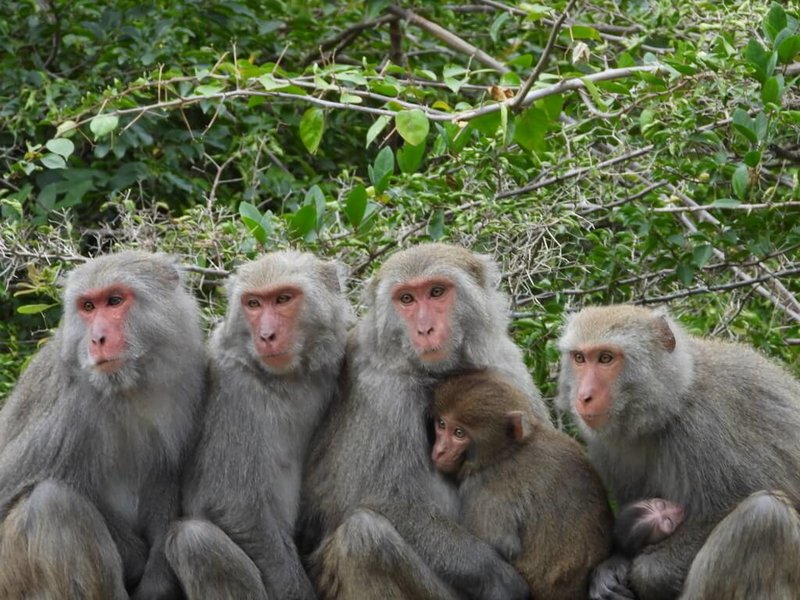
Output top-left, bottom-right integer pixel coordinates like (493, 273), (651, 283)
(1, 0), (798, 406)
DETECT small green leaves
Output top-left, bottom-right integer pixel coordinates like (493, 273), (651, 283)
(397, 142), (425, 174)
(366, 115), (392, 147)
(514, 107), (548, 153)
(17, 303), (57, 315)
(239, 202), (273, 245)
(369, 146), (394, 193)
(731, 164), (749, 201)
(344, 185), (368, 228)
(395, 109), (429, 146)
(763, 3), (787, 43)
(89, 114), (119, 140)
(46, 138), (74, 158)
(299, 107), (325, 154)
(290, 205), (317, 240)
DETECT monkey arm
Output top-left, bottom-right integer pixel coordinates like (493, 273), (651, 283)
(458, 479), (522, 561)
(373, 500), (530, 600)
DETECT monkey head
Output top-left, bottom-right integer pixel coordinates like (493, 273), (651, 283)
(614, 498), (685, 556)
(363, 244), (508, 374)
(556, 305), (695, 438)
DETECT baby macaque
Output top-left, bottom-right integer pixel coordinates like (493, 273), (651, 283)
(614, 498), (685, 557)
(432, 368), (613, 600)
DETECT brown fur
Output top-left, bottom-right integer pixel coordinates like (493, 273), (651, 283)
(435, 369), (613, 600)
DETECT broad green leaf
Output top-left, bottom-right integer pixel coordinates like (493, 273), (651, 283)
(305, 185), (326, 219)
(397, 142), (425, 174)
(777, 35), (800, 64)
(395, 109), (429, 146)
(55, 120), (78, 137)
(290, 204), (317, 239)
(369, 81), (399, 97)
(500, 103), (509, 146)
(366, 115), (391, 147)
(570, 25), (601, 40)
(581, 78), (608, 111)
(46, 138), (74, 159)
(472, 112), (501, 136)
(744, 40), (775, 83)
(538, 94), (563, 121)
(763, 3), (787, 43)
(41, 154), (66, 169)
(337, 72), (368, 85)
(195, 84), (224, 96)
(676, 263), (695, 286)
(339, 92), (362, 104)
(239, 201), (267, 244)
(754, 112), (769, 142)
(744, 150), (762, 168)
(370, 146), (394, 193)
(428, 209), (445, 240)
(692, 244), (713, 268)
(299, 107), (325, 154)
(761, 75), (783, 104)
(17, 303), (57, 315)
(732, 163), (749, 201)
(89, 115), (119, 139)
(731, 109), (757, 144)
(258, 73), (289, 91)
(710, 198), (742, 208)
(490, 13), (512, 43)
(513, 107), (548, 153)
(344, 185), (368, 228)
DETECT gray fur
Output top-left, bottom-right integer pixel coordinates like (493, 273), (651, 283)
(0, 251), (206, 599)
(167, 251), (352, 600)
(301, 243), (542, 599)
(557, 304), (800, 599)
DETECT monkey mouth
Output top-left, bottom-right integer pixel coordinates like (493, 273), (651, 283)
(417, 346), (448, 362)
(93, 358), (124, 373)
(260, 351), (294, 368)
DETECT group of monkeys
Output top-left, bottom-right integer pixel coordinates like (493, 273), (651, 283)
(0, 243), (799, 600)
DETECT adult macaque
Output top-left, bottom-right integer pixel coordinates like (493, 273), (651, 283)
(301, 243), (548, 600)
(614, 499), (685, 557)
(681, 490), (800, 599)
(432, 369), (613, 600)
(0, 252), (206, 599)
(556, 304), (800, 600)
(166, 251), (351, 600)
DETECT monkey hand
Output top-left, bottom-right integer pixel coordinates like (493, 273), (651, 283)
(589, 555), (636, 600)
(481, 560), (531, 600)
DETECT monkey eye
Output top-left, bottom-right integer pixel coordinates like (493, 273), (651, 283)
(246, 298), (261, 309)
(599, 351), (615, 364)
(398, 292), (414, 305)
(654, 499), (666, 510)
(454, 427), (466, 439)
(430, 285), (446, 298)
(107, 295), (123, 307)
(572, 352), (585, 364)
(436, 418), (445, 429)
(82, 300), (95, 312)
(276, 293), (292, 304)
(663, 518), (675, 532)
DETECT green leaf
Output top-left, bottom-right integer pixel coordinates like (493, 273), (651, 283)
(344, 185), (368, 228)
(46, 138), (75, 159)
(569, 25), (601, 40)
(55, 121), (78, 138)
(490, 13), (512, 43)
(89, 115), (119, 140)
(676, 263), (695, 286)
(763, 3), (787, 43)
(366, 115), (392, 147)
(41, 154), (66, 169)
(195, 83), (224, 96)
(761, 75), (784, 104)
(744, 40), (775, 83)
(239, 201), (267, 244)
(744, 150), (762, 168)
(754, 112), (769, 142)
(17, 303), (57, 315)
(538, 94), (563, 121)
(290, 204), (317, 239)
(370, 146), (394, 193)
(710, 198), (742, 208)
(258, 73), (289, 90)
(299, 107), (325, 154)
(732, 163), (749, 201)
(777, 35), (800, 64)
(472, 112), (501, 136)
(339, 91), (362, 104)
(692, 244), (713, 268)
(395, 109), (430, 146)
(305, 185), (326, 219)
(397, 142), (425, 174)
(428, 209), (445, 240)
(513, 107), (548, 152)
(731, 109), (757, 144)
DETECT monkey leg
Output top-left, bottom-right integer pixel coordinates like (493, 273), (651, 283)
(311, 508), (460, 600)
(680, 490), (800, 600)
(0, 479), (127, 600)
(165, 518), (269, 600)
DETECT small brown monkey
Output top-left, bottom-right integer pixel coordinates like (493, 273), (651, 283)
(556, 304), (800, 600)
(0, 252), (206, 600)
(613, 499), (685, 557)
(432, 369), (613, 600)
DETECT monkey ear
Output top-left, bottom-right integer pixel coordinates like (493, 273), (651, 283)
(505, 411), (531, 442)
(320, 260), (349, 295)
(472, 253), (502, 290)
(653, 316), (676, 353)
(361, 276), (379, 307)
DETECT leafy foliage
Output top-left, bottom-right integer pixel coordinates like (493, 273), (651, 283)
(1, 0), (798, 404)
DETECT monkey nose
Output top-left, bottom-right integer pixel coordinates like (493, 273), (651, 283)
(92, 335), (106, 346)
(417, 326), (434, 337)
(260, 331), (277, 342)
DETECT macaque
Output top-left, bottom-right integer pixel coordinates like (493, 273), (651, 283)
(300, 243), (548, 600)
(614, 499), (685, 557)
(432, 369), (613, 600)
(166, 251), (351, 600)
(556, 304), (800, 600)
(0, 252), (206, 599)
